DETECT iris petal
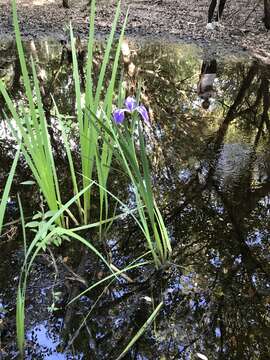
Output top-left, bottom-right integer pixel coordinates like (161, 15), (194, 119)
(136, 105), (150, 125)
(125, 96), (137, 112)
(113, 109), (125, 124)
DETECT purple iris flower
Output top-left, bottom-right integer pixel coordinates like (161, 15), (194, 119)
(113, 97), (150, 125)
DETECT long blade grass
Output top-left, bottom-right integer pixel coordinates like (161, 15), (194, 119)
(0, 146), (20, 236)
(16, 286), (25, 356)
(0, 0), (128, 229)
(16, 192), (28, 354)
(0, 0), (63, 225)
(116, 301), (163, 360)
(0, 0), (170, 356)
(90, 109), (172, 267)
(69, 0), (128, 226)
(16, 183), (120, 356)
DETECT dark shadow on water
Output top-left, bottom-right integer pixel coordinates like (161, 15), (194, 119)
(0, 39), (270, 359)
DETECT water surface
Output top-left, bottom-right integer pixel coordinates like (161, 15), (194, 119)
(0, 39), (270, 359)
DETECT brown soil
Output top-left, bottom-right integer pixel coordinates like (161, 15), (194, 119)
(0, 0), (269, 56)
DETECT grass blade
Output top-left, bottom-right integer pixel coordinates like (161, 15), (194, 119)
(16, 286), (25, 356)
(116, 301), (163, 360)
(0, 146), (20, 235)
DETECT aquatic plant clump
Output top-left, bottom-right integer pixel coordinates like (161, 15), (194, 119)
(0, 0), (172, 356)
(0, 0), (132, 355)
(94, 95), (172, 267)
(0, 0), (128, 228)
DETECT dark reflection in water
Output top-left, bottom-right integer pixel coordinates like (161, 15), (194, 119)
(0, 39), (270, 360)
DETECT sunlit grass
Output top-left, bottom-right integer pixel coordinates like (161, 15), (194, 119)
(15, 183), (118, 356)
(15, 181), (152, 356)
(0, 0), (171, 356)
(0, 147), (20, 236)
(0, 0), (128, 228)
(92, 104), (172, 268)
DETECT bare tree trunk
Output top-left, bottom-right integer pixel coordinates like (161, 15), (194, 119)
(264, 0), (270, 29)
(212, 61), (258, 152)
(63, 0), (70, 8)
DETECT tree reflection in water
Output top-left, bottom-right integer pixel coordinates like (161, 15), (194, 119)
(0, 40), (269, 359)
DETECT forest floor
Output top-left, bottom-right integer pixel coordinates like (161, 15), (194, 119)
(0, 0), (269, 57)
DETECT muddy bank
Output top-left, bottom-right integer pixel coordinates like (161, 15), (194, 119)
(0, 0), (269, 57)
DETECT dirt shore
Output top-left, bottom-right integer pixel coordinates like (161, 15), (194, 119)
(0, 0), (269, 56)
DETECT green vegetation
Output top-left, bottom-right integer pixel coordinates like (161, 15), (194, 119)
(0, 0), (172, 357)
(116, 300), (163, 360)
(93, 103), (172, 267)
(0, 147), (20, 236)
(0, 0), (127, 228)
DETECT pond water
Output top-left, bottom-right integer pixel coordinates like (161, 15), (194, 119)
(0, 39), (270, 359)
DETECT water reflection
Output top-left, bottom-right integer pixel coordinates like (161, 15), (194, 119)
(0, 39), (270, 359)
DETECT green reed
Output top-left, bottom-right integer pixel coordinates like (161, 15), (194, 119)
(15, 184), (114, 355)
(0, 147), (20, 236)
(0, 0), (127, 227)
(92, 104), (172, 268)
(0, 1), (170, 356)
